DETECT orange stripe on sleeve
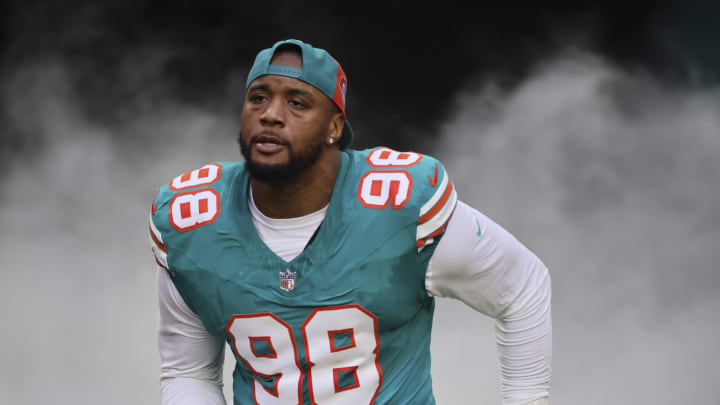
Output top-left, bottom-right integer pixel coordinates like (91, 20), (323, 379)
(149, 226), (167, 252)
(416, 213), (453, 249)
(154, 256), (169, 271)
(418, 180), (454, 225)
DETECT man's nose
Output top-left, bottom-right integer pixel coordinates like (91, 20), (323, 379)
(259, 98), (285, 126)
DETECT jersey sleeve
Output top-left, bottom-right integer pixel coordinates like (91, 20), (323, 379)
(157, 265), (227, 404)
(150, 186), (227, 404)
(150, 213), (170, 272)
(414, 157), (457, 252)
(426, 200), (552, 404)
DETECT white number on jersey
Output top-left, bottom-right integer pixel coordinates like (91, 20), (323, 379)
(302, 305), (381, 404)
(358, 171), (412, 209)
(366, 148), (422, 167)
(226, 313), (303, 404)
(169, 188), (221, 232)
(225, 305), (381, 405)
(170, 163), (222, 191)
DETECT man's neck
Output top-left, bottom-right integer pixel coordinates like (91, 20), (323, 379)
(250, 152), (341, 219)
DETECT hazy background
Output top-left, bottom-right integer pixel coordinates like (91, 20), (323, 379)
(1, 1), (718, 404)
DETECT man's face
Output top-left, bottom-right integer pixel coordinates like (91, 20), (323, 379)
(239, 49), (336, 185)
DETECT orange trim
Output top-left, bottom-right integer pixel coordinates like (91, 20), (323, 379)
(426, 219), (450, 239)
(154, 256), (168, 270)
(417, 212), (454, 248)
(333, 366), (360, 393)
(168, 188), (221, 233)
(225, 312), (303, 404)
(328, 328), (356, 353)
(168, 163), (223, 191)
(357, 170), (413, 210)
(249, 336), (277, 359)
(301, 304), (382, 405)
(149, 226), (167, 252)
(370, 179), (383, 197)
(418, 179), (453, 224)
(151, 187), (160, 214)
(179, 201), (192, 219)
(365, 147), (423, 168)
(331, 63), (347, 114)
(198, 198), (209, 214)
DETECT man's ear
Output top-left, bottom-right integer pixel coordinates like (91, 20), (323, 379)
(327, 111), (345, 145)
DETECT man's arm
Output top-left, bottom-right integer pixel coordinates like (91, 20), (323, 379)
(426, 200), (552, 405)
(157, 267), (227, 405)
(151, 211), (227, 404)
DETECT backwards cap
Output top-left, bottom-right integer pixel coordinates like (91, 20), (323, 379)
(246, 39), (353, 149)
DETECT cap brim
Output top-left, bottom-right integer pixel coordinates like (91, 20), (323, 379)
(339, 120), (353, 149)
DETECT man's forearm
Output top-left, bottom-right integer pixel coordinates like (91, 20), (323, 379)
(161, 377), (226, 405)
(425, 201), (552, 403)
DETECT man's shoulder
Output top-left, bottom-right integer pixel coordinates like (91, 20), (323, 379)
(345, 147), (456, 251)
(150, 161), (245, 231)
(347, 146), (444, 172)
(346, 146), (453, 212)
(153, 161), (244, 204)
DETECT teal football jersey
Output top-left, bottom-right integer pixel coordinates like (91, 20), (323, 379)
(150, 147), (457, 404)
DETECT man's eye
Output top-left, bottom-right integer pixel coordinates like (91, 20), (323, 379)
(289, 100), (305, 108)
(249, 95), (266, 103)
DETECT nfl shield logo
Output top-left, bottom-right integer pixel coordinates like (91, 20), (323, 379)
(279, 269), (296, 292)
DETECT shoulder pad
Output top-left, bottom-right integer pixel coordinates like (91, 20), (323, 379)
(355, 147), (457, 251)
(148, 162), (242, 266)
(151, 162), (225, 229)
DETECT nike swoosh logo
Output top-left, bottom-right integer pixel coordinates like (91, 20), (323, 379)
(428, 163), (439, 187)
(476, 219), (482, 237)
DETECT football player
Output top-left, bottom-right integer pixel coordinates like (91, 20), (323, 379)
(150, 39), (551, 404)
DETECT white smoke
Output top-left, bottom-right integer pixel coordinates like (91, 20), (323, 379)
(431, 51), (720, 404)
(1, 51), (718, 404)
(0, 61), (241, 404)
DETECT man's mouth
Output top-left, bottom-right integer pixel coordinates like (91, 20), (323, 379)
(252, 133), (287, 154)
(255, 142), (285, 153)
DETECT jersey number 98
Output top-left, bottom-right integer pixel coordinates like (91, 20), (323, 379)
(226, 304), (382, 405)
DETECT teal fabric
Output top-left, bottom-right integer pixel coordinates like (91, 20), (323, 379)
(247, 39), (339, 98)
(152, 148), (453, 404)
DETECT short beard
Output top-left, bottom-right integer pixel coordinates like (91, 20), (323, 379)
(238, 131), (324, 186)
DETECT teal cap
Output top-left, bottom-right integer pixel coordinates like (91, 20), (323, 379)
(246, 39), (353, 149)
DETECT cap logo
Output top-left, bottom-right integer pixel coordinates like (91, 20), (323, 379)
(268, 64), (302, 78)
(340, 77), (347, 106)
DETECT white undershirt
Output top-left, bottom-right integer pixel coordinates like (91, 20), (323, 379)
(155, 197), (552, 405)
(247, 189), (326, 262)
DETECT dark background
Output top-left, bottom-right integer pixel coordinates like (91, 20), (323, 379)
(1, 0), (718, 156)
